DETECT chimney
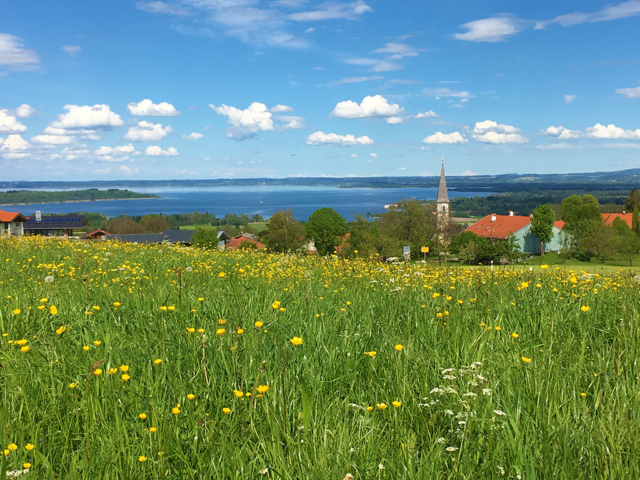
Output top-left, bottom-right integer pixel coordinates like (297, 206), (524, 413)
(508, 210), (514, 216)
(35, 210), (41, 222)
(491, 213), (496, 222)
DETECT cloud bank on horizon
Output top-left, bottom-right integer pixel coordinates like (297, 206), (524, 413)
(0, 0), (639, 180)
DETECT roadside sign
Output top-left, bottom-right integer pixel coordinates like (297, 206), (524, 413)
(421, 246), (429, 253)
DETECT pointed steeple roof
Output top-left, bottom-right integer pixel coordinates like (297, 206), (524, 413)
(436, 160), (449, 203)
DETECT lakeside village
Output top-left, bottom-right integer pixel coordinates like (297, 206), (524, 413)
(1, 163), (639, 265)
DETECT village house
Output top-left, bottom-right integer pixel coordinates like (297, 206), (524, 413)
(0, 209), (28, 236)
(465, 212), (566, 254)
(23, 211), (87, 237)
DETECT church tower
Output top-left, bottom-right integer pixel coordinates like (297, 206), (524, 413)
(436, 158), (450, 241)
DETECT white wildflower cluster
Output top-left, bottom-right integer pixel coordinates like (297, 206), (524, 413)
(423, 361), (505, 453)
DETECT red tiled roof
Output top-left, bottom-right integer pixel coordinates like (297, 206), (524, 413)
(81, 229), (110, 239)
(465, 214), (531, 239)
(225, 235), (266, 251)
(602, 213), (633, 228)
(0, 210), (28, 223)
(554, 220), (565, 230)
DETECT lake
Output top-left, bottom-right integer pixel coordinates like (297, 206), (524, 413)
(2, 186), (487, 221)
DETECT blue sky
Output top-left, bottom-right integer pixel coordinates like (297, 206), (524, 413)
(1, 0), (639, 180)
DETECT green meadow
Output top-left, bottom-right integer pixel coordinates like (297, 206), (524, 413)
(1, 236), (639, 479)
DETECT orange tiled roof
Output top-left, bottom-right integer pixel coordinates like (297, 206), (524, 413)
(225, 235), (266, 251)
(465, 214), (531, 239)
(602, 213), (633, 228)
(554, 220), (565, 230)
(0, 210), (28, 223)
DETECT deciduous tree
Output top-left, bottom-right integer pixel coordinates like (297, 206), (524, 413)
(305, 207), (347, 256)
(530, 204), (555, 257)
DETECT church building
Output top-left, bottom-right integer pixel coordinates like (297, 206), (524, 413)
(436, 160), (450, 242)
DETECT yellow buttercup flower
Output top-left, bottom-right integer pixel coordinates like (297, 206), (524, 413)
(120, 365), (129, 372)
(20, 346), (30, 353)
(187, 327), (195, 333)
(512, 333), (519, 339)
(366, 406), (373, 411)
(365, 351), (377, 357)
(93, 340), (101, 347)
(138, 456), (147, 463)
(216, 328), (226, 335)
(7, 443), (18, 451)
(392, 401), (402, 408)
(290, 336), (303, 346)
(13, 309), (20, 315)
(233, 389), (244, 398)
(149, 427), (157, 433)
(94, 369), (103, 376)
(394, 344), (403, 351)
(23, 463), (31, 469)
(237, 328), (244, 335)
(113, 302), (121, 307)
(121, 374), (130, 381)
(257, 385), (269, 394)
(187, 394), (195, 400)
(138, 413), (147, 420)
(376, 403), (388, 410)
(153, 358), (162, 364)
(223, 407), (231, 414)
(50, 305), (58, 315)
(581, 305), (590, 312)
(25, 444), (34, 451)
(172, 407), (180, 415)
(255, 321), (264, 328)
(108, 368), (118, 375)
(521, 357), (532, 364)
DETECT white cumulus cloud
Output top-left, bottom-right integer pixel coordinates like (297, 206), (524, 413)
(269, 104), (293, 113)
(0, 134), (30, 159)
(461, 170), (478, 176)
(15, 104), (36, 118)
(51, 104), (124, 129)
(370, 152), (377, 157)
(96, 144), (136, 155)
(332, 95), (404, 119)
(127, 99), (180, 116)
(182, 132), (204, 140)
(0, 110), (27, 134)
(30, 135), (76, 145)
(386, 117), (403, 124)
(616, 86), (640, 99)
(211, 102), (274, 140)
(306, 131), (374, 146)
(125, 121), (173, 142)
(145, 145), (179, 156)
(564, 94), (577, 104)
(414, 111), (440, 118)
(422, 132), (468, 144)
(471, 120), (528, 144)
(544, 125), (581, 139)
(120, 165), (140, 174)
(586, 123), (640, 140)
(453, 16), (523, 42)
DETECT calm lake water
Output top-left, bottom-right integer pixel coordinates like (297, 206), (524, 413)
(2, 186), (488, 221)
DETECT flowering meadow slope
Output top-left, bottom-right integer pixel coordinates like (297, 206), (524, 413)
(1, 237), (640, 479)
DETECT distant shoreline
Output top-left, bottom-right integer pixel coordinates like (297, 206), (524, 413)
(0, 197), (162, 207)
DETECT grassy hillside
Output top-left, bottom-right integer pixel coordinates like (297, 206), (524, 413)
(1, 237), (639, 478)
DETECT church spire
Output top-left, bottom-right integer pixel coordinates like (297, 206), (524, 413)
(436, 158), (449, 204)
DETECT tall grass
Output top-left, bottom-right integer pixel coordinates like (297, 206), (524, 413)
(1, 236), (639, 479)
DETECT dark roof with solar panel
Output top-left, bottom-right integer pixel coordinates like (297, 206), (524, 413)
(24, 215), (87, 230)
